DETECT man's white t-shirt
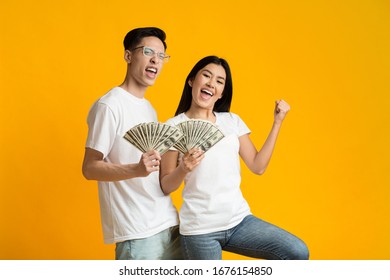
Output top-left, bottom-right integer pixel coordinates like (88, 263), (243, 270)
(86, 87), (179, 244)
(165, 112), (252, 235)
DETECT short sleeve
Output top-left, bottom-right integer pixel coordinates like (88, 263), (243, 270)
(85, 101), (117, 158)
(232, 113), (251, 137)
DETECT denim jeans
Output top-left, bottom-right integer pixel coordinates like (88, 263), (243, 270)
(181, 215), (309, 260)
(115, 226), (183, 260)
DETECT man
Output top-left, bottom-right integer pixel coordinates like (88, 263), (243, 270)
(82, 27), (182, 259)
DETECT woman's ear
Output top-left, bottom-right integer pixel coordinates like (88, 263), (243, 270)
(124, 50), (132, 63)
(188, 78), (193, 87)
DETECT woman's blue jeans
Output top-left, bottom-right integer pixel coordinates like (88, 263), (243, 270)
(181, 215), (309, 260)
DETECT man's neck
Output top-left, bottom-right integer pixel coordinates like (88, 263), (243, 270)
(119, 78), (147, 99)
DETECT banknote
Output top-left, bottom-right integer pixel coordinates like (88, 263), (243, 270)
(123, 122), (183, 155)
(124, 120), (224, 155)
(174, 119), (224, 153)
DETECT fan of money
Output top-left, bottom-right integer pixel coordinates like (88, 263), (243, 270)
(173, 119), (224, 154)
(123, 122), (183, 155)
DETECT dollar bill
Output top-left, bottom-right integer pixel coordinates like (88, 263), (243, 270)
(154, 127), (184, 155)
(123, 122), (183, 155)
(198, 130), (225, 152)
(124, 120), (224, 155)
(173, 119), (224, 153)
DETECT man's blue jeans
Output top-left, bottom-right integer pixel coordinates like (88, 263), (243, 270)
(181, 215), (309, 260)
(115, 226), (183, 260)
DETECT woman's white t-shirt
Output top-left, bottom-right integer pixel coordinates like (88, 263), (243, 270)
(165, 112), (252, 235)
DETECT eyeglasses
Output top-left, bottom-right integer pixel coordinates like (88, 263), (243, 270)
(131, 46), (170, 62)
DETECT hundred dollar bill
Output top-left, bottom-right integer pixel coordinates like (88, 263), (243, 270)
(123, 122), (183, 155)
(198, 130), (225, 152)
(154, 127), (184, 155)
(124, 123), (146, 152)
(173, 119), (224, 153)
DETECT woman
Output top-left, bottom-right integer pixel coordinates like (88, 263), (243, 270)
(160, 56), (309, 260)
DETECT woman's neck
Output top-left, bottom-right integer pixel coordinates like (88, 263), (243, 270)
(185, 108), (216, 123)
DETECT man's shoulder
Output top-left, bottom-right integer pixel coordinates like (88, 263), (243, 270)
(98, 87), (124, 104)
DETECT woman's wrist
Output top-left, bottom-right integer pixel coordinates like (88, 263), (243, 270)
(273, 119), (283, 127)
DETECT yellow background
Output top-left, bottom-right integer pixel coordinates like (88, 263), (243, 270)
(1, 0), (389, 260)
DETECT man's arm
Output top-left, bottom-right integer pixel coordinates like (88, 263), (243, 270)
(82, 148), (161, 181)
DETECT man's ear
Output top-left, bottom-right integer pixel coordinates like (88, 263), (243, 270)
(124, 50), (132, 63)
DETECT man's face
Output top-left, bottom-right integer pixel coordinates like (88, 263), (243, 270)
(126, 36), (167, 88)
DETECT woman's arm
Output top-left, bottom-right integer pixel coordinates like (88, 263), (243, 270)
(160, 148), (204, 194)
(239, 100), (290, 175)
(82, 148), (161, 181)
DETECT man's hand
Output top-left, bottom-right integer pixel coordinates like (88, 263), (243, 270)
(136, 150), (162, 177)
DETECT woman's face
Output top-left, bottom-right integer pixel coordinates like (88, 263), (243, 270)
(189, 63), (226, 110)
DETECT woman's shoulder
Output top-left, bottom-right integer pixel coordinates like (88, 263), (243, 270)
(164, 113), (186, 125)
(216, 112), (249, 132)
(215, 112), (242, 122)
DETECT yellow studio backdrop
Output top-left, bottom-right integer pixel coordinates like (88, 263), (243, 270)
(0, 0), (389, 260)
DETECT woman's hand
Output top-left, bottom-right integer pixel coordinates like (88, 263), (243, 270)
(274, 99), (291, 124)
(179, 147), (204, 173)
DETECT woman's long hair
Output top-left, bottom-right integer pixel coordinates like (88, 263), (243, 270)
(175, 56), (233, 116)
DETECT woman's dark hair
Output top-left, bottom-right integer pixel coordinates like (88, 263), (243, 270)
(123, 27), (167, 51)
(175, 56), (233, 116)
